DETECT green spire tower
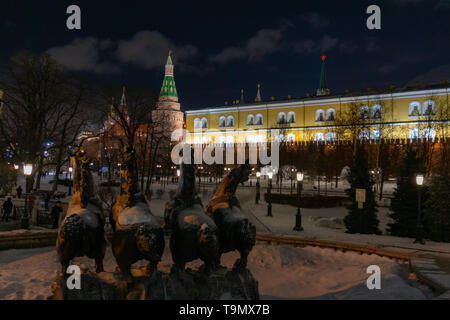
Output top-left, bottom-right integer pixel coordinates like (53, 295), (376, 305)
(159, 50), (178, 100)
(317, 55), (330, 96)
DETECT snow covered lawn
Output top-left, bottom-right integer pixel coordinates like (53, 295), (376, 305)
(0, 242), (433, 300)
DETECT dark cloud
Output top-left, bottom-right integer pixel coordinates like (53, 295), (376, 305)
(407, 64), (450, 85)
(293, 35), (338, 54)
(116, 30), (198, 71)
(366, 38), (379, 53)
(47, 37), (120, 74)
(297, 12), (330, 29)
(208, 26), (286, 64)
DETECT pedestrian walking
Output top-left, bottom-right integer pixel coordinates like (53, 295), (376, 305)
(51, 201), (63, 229)
(44, 193), (51, 210)
(16, 186), (23, 199)
(2, 197), (13, 222)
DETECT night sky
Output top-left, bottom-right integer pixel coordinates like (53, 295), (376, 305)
(1, 0), (449, 110)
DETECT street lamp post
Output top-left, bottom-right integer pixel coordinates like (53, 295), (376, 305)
(414, 174), (425, 245)
(294, 172), (304, 231)
(68, 167), (73, 196)
(255, 171), (261, 204)
(22, 163), (33, 229)
(267, 172), (273, 217)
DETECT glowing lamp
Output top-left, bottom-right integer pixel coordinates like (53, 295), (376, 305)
(256, 172), (261, 178)
(23, 164), (33, 176)
(268, 172), (273, 180)
(297, 172), (304, 182)
(14, 164), (19, 170)
(416, 174), (424, 186)
(177, 169), (180, 177)
(69, 167), (73, 173)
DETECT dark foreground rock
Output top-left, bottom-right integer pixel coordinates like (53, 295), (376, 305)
(49, 266), (259, 300)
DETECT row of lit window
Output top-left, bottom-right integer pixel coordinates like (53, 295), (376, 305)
(192, 127), (436, 145)
(194, 100), (437, 130)
(409, 100), (435, 117)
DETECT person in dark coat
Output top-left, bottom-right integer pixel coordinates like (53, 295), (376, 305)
(44, 193), (51, 210)
(2, 198), (13, 222)
(16, 186), (23, 199)
(51, 201), (63, 229)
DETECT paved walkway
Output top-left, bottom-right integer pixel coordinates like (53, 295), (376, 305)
(237, 189), (450, 299)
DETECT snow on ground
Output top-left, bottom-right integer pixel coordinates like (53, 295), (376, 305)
(0, 242), (433, 300)
(238, 189), (450, 255)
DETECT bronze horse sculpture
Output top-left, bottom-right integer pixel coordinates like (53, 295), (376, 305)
(205, 164), (256, 269)
(56, 147), (107, 274)
(164, 163), (218, 274)
(111, 147), (165, 281)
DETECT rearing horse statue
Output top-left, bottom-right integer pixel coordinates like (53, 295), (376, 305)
(111, 146), (165, 282)
(205, 164), (256, 269)
(56, 147), (106, 274)
(164, 163), (218, 274)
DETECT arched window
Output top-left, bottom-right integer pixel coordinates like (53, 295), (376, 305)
(278, 112), (287, 124)
(359, 130), (370, 141)
(255, 114), (263, 125)
(193, 136), (201, 144)
(325, 132), (335, 142)
(326, 108), (336, 121)
(371, 104), (382, 120)
(287, 111), (296, 123)
(315, 109), (325, 122)
(423, 100), (436, 116)
(194, 118), (201, 129)
(409, 128), (420, 140)
(409, 101), (421, 117)
(201, 136), (208, 144)
(247, 114), (255, 126)
(227, 116), (234, 127)
(359, 105), (370, 120)
(371, 130), (381, 140)
(423, 127), (436, 140)
(287, 133), (295, 142)
(315, 132), (324, 141)
(278, 134), (285, 142)
(201, 117), (208, 129)
(226, 136), (234, 144)
(219, 116), (226, 128)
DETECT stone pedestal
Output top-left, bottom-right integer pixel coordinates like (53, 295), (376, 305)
(49, 266), (259, 300)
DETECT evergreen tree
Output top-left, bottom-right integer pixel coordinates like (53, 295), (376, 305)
(344, 146), (381, 234)
(388, 147), (424, 237)
(424, 174), (450, 242)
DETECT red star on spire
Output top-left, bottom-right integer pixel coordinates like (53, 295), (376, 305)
(321, 55), (326, 61)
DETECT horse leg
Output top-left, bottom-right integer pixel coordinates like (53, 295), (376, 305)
(61, 260), (70, 275)
(94, 257), (104, 273)
(146, 261), (158, 276)
(234, 246), (251, 270)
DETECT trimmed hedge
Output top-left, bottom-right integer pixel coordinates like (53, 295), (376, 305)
(264, 193), (348, 208)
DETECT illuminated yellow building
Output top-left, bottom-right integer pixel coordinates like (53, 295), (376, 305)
(185, 58), (450, 145)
